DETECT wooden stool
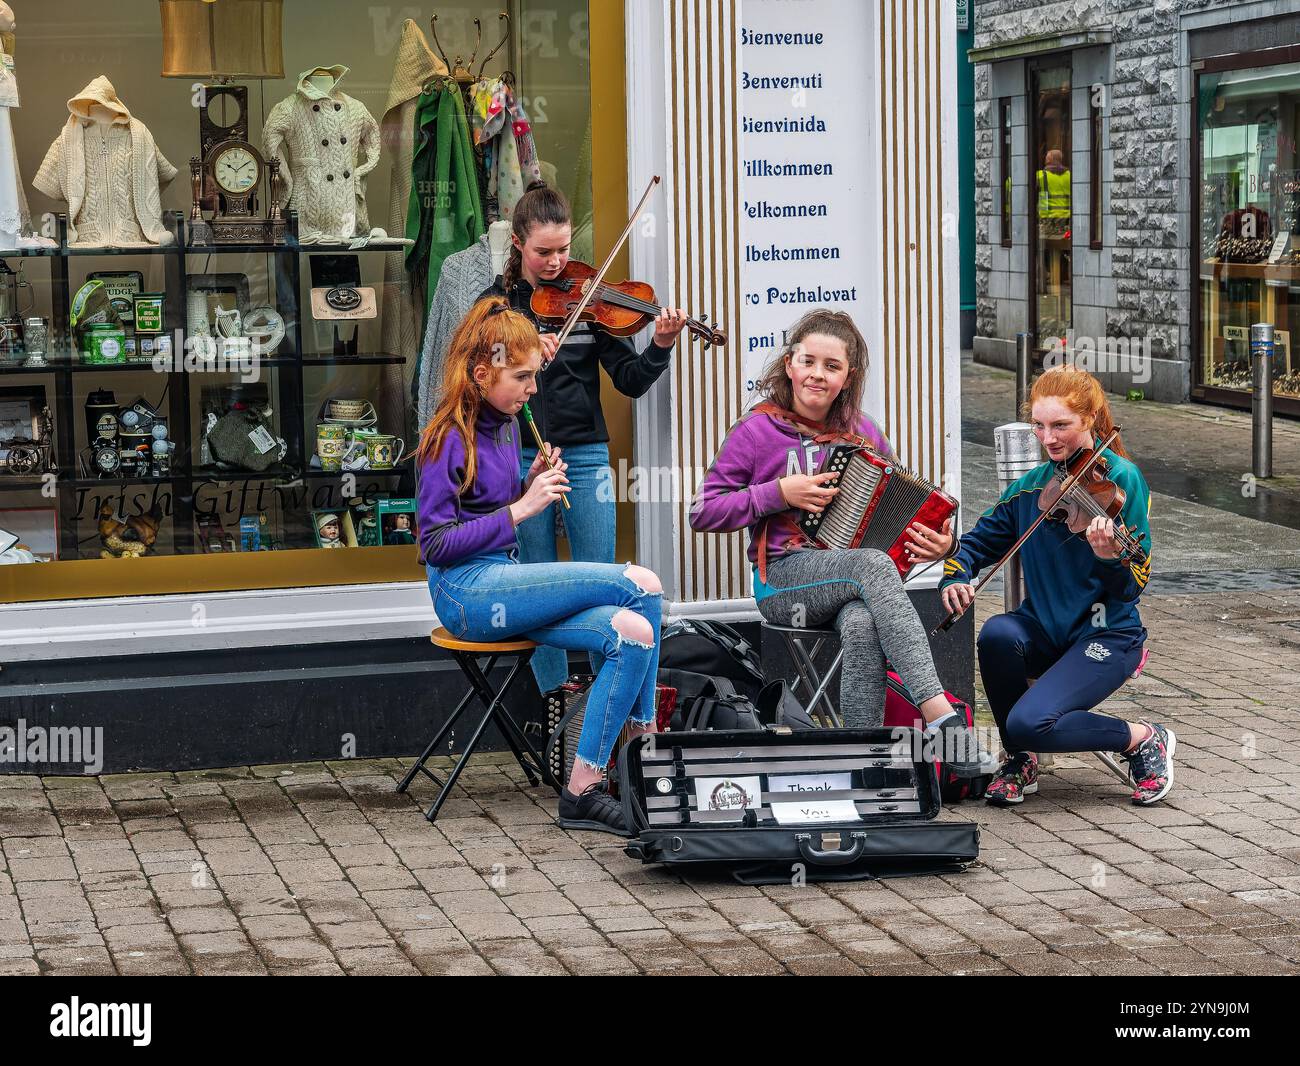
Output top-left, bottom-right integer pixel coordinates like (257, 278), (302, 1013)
(396, 628), (552, 822)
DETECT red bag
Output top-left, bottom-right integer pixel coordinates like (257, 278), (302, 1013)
(883, 670), (990, 803)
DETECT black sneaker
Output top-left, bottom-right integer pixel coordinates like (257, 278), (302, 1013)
(558, 782), (630, 837)
(933, 715), (988, 779)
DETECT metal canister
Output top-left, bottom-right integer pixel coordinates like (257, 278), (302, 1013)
(83, 323), (126, 365)
(994, 422), (1040, 485)
(994, 422), (1041, 614)
(22, 316), (49, 368)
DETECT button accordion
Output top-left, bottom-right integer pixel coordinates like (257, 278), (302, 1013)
(797, 445), (957, 577)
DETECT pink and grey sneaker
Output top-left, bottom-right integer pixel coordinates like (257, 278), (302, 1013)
(985, 752), (1039, 807)
(1126, 722), (1176, 805)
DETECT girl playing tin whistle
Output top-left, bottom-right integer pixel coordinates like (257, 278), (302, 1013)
(415, 297), (664, 837)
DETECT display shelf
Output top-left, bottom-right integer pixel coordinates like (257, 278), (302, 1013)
(0, 362), (57, 374)
(0, 477), (52, 493)
(10, 209), (410, 560)
(303, 354), (407, 366)
(190, 465), (304, 483)
(66, 473), (185, 489)
(0, 245), (61, 258)
(63, 243), (179, 257)
(3, 354), (407, 372)
(303, 464), (410, 479)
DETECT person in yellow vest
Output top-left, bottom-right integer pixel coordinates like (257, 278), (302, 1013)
(1036, 149), (1071, 224)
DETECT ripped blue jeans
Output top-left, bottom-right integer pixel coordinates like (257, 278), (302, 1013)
(427, 553), (661, 771)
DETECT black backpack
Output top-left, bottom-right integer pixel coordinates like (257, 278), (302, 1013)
(659, 619), (765, 702)
(658, 668), (817, 732)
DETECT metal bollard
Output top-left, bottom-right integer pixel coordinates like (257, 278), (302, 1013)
(1251, 323), (1274, 479)
(994, 422), (1041, 612)
(1015, 332), (1032, 418)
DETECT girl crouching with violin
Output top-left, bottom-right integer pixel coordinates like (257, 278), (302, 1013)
(690, 310), (985, 777)
(477, 181), (688, 696)
(939, 364), (1174, 806)
(416, 297), (663, 837)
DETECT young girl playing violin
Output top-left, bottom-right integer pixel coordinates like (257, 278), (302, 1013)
(939, 364), (1174, 806)
(478, 182), (688, 697)
(690, 309), (984, 777)
(416, 297), (663, 837)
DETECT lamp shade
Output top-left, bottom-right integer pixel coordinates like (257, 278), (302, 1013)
(160, 0), (284, 79)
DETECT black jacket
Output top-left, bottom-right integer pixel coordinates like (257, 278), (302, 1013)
(478, 276), (673, 446)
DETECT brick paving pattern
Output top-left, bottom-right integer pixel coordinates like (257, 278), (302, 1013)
(3, 585), (1298, 975)
(6, 357), (1298, 975)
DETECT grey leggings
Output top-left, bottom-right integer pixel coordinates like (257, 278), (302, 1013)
(757, 548), (944, 727)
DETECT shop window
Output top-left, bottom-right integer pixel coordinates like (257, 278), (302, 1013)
(1089, 85), (1103, 251)
(1030, 63), (1072, 349)
(1197, 60), (1300, 401)
(0, 0), (596, 600)
(1000, 98), (1013, 248)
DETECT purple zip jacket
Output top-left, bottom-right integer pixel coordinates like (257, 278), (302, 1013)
(417, 404), (525, 567)
(689, 407), (894, 568)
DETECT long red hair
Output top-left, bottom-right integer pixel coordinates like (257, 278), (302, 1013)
(415, 296), (541, 492)
(1024, 364), (1128, 458)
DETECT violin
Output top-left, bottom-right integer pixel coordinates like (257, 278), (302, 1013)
(1039, 446), (1148, 567)
(930, 427), (1139, 635)
(530, 260), (727, 347)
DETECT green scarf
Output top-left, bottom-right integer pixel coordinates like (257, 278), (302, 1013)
(406, 84), (485, 332)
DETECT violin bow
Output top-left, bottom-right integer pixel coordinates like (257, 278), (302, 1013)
(930, 428), (1121, 636)
(543, 175), (661, 363)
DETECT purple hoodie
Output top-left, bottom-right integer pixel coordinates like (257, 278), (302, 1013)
(689, 407), (894, 568)
(417, 404), (525, 568)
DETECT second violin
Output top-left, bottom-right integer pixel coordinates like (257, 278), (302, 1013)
(530, 260), (727, 347)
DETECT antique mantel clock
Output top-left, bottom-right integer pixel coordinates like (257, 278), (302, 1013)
(188, 137), (285, 245)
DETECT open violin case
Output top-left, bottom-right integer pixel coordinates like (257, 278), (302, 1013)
(619, 726), (980, 884)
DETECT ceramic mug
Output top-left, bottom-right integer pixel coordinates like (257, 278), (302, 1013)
(316, 423), (347, 471)
(365, 433), (406, 470)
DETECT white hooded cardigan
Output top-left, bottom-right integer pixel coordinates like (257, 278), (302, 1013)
(33, 76), (177, 246)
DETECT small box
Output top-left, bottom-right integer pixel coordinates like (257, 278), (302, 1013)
(376, 498), (417, 547)
(133, 293), (166, 335)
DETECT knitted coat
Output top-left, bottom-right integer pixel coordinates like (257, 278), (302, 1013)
(415, 233), (494, 428)
(263, 66), (382, 243)
(33, 76), (177, 246)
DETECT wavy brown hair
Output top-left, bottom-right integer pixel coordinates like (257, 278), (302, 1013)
(752, 309), (870, 435)
(1024, 363), (1129, 458)
(415, 297), (541, 492)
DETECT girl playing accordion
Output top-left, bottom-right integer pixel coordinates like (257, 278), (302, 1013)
(690, 310), (984, 778)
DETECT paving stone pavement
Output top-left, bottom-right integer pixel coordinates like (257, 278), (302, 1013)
(3, 578), (1298, 975)
(5, 363), (1299, 976)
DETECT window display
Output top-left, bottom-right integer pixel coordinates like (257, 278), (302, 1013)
(1197, 60), (1300, 402)
(0, 0), (596, 605)
(1030, 62), (1072, 350)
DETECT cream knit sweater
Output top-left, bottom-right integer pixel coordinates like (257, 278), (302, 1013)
(263, 66), (382, 243)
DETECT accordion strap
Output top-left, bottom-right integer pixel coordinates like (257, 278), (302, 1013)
(750, 402), (867, 584)
(751, 401), (869, 448)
